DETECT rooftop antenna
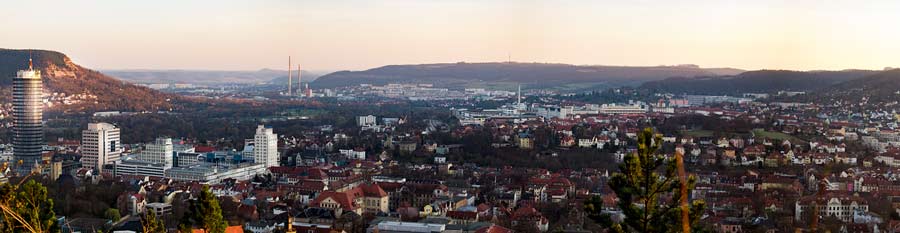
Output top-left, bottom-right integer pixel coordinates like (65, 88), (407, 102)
(287, 56), (293, 96)
(28, 51), (33, 70)
(507, 52), (511, 63)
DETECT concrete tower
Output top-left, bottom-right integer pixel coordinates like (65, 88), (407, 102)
(13, 58), (44, 166)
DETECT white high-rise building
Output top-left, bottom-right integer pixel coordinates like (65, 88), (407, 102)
(81, 123), (122, 171)
(253, 125), (278, 168)
(358, 115), (377, 127)
(140, 138), (174, 169)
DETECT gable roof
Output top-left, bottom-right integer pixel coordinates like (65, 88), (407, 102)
(192, 226), (244, 233)
(475, 224), (514, 233)
(310, 191), (356, 211)
(309, 183), (388, 211)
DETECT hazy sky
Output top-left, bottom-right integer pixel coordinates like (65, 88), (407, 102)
(2, 0), (899, 71)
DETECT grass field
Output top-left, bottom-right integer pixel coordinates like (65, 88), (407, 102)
(280, 108), (328, 116)
(752, 129), (802, 142)
(680, 129), (715, 137)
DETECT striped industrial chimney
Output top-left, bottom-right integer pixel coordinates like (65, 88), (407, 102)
(287, 56), (292, 96)
(297, 63), (303, 95)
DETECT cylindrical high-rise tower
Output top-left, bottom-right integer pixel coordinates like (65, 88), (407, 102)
(13, 59), (44, 166)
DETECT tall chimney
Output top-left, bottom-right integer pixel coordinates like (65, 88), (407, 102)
(287, 56), (292, 96)
(297, 63), (303, 94)
(517, 84), (521, 105)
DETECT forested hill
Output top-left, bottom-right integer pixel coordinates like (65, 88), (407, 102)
(312, 62), (743, 90)
(0, 49), (175, 112)
(639, 69), (877, 95)
(797, 69), (900, 105)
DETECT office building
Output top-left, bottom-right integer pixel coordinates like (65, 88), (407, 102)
(598, 103), (648, 114)
(114, 157), (167, 178)
(12, 59), (44, 166)
(139, 138), (174, 169)
(165, 163), (267, 183)
(357, 115), (377, 127)
(81, 123), (122, 171)
(253, 125), (278, 168)
(175, 152), (203, 167)
(145, 202), (173, 217)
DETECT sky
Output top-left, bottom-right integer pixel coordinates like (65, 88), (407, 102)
(2, 0), (899, 71)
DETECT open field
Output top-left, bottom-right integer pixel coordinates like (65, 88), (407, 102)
(752, 129), (802, 142)
(680, 129), (715, 137)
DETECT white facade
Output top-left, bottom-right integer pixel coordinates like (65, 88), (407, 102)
(254, 125), (279, 168)
(358, 115), (377, 127)
(374, 221), (446, 233)
(245, 222), (276, 233)
(139, 138), (174, 169)
(578, 138), (598, 148)
(875, 154), (900, 167)
(81, 123), (122, 171)
(176, 152), (203, 167)
(145, 202), (173, 217)
(115, 159), (167, 178)
(165, 163), (267, 184)
(598, 104), (648, 114)
(795, 197), (869, 222)
(536, 106), (574, 119)
(339, 149), (366, 160)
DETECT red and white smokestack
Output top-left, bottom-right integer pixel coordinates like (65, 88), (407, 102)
(305, 83), (311, 97)
(297, 63), (303, 95)
(287, 56), (293, 96)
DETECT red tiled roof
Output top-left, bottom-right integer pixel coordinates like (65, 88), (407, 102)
(194, 146), (216, 153)
(309, 183), (387, 211)
(475, 225), (513, 233)
(296, 180), (327, 192)
(446, 210), (478, 220)
(511, 205), (541, 219)
(476, 203), (491, 212)
(375, 182), (404, 192)
(193, 226), (243, 233)
(310, 191), (356, 211)
(351, 183), (389, 198)
(294, 224), (331, 233)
